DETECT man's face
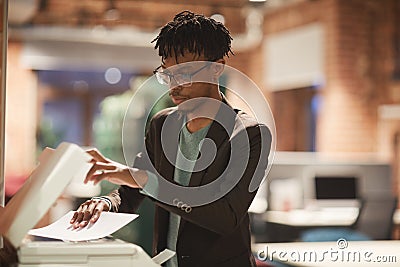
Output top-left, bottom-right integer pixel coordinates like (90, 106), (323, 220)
(160, 53), (217, 108)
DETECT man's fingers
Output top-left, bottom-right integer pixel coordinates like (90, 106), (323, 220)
(85, 163), (104, 183)
(84, 164), (97, 184)
(78, 210), (92, 228)
(71, 200), (106, 229)
(73, 212), (85, 228)
(90, 208), (103, 223)
(70, 201), (87, 224)
(72, 203), (88, 228)
(79, 220), (89, 228)
(86, 171), (108, 185)
(85, 163), (114, 184)
(86, 149), (108, 163)
(87, 201), (97, 214)
(70, 211), (78, 224)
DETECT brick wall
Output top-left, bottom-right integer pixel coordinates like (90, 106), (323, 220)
(4, 1), (257, 180)
(262, 0), (398, 153)
(16, 0), (399, 154)
(318, 0), (390, 153)
(6, 0), (400, 175)
(262, 0), (328, 151)
(31, 0), (246, 33)
(5, 43), (37, 179)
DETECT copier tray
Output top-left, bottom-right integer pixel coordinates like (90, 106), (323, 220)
(18, 238), (159, 267)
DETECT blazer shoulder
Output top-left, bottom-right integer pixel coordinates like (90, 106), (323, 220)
(234, 110), (272, 139)
(235, 110), (264, 129)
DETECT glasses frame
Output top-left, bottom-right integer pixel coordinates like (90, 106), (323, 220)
(153, 61), (215, 87)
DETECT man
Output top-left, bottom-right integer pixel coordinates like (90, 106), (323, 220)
(71, 10), (271, 267)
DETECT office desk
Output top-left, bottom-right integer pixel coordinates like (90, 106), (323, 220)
(259, 208), (359, 242)
(263, 208), (359, 227)
(253, 240), (400, 266)
(392, 209), (400, 239)
(393, 209), (400, 224)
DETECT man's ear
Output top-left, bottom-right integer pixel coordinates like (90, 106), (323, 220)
(212, 59), (225, 77)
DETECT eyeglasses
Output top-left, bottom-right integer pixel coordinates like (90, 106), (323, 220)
(153, 61), (213, 87)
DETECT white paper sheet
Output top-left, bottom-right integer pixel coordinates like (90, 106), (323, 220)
(152, 249), (176, 265)
(28, 211), (139, 242)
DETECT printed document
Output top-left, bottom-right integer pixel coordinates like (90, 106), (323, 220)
(28, 211), (138, 241)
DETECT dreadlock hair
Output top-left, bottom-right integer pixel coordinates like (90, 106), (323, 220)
(152, 10), (234, 62)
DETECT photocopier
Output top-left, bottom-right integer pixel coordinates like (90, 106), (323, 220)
(1, 142), (173, 266)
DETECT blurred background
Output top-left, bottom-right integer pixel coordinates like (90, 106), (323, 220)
(1, 0), (400, 255)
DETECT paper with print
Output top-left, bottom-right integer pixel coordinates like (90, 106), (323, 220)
(28, 210), (138, 242)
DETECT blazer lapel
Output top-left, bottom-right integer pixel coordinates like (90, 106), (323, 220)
(188, 96), (236, 187)
(155, 97), (238, 249)
(158, 110), (184, 182)
(179, 97), (237, 237)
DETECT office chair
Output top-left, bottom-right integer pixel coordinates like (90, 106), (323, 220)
(353, 195), (398, 240)
(300, 196), (398, 241)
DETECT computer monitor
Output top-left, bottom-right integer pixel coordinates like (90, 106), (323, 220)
(314, 176), (358, 200)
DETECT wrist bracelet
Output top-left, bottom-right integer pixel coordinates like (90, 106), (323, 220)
(92, 196), (112, 211)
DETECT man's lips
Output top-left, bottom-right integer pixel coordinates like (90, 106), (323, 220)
(169, 92), (188, 100)
(171, 95), (187, 100)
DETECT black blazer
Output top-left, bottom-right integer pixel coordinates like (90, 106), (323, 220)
(111, 98), (271, 267)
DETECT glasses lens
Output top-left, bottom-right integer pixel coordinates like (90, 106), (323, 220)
(174, 74), (192, 87)
(155, 72), (169, 85)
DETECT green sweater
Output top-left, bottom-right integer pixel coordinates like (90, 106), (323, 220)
(167, 121), (210, 267)
(143, 119), (210, 267)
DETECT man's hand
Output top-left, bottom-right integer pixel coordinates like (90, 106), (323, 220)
(73, 148), (149, 229)
(84, 148), (147, 188)
(70, 198), (109, 229)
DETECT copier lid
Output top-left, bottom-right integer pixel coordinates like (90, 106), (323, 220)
(1, 142), (92, 248)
